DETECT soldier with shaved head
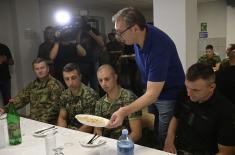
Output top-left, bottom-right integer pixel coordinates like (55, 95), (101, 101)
(94, 64), (142, 142)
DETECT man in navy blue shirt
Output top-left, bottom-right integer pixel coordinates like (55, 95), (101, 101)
(108, 7), (185, 148)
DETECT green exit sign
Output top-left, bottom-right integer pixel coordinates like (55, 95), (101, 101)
(201, 22), (207, 32)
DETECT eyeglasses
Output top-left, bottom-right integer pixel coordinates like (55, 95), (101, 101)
(115, 25), (134, 38)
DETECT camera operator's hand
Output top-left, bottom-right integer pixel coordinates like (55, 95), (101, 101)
(84, 24), (92, 32)
(87, 30), (104, 47)
(76, 31), (81, 44)
(54, 31), (61, 43)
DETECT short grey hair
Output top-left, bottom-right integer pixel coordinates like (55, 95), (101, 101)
(112, 7), (146, 30)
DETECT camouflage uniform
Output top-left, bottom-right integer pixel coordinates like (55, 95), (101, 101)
(57, 83), (99, 130)
(198, 54), (221, 68)
(5, 75), (64, 123)
(95, 87), (142, 140)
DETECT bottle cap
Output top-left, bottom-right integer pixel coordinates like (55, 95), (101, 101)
(122, 129), (128, 135)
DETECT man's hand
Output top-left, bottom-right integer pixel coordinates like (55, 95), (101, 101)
(106, 107), (126, 128)
(0, 108), (5, 114)
(9, 99), (14, 103)
(163, 138), (177, 154)
(0, 55), (7, 64)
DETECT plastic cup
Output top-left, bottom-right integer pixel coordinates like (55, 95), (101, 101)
(0, 120), (6, 148)
(45, 133), (56, 155)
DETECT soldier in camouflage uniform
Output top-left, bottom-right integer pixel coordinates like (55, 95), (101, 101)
(56, 63), (98, 133)
(0, 58), (64, 123)
(94, 64), (142, 142)
(198, 44), (221, 71)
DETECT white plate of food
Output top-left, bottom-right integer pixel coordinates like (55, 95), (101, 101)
(79, 135), (106, 147)
(75, 114), (109, 127)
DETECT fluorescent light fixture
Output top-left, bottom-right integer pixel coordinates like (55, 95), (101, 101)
(55, 10), (71, 25)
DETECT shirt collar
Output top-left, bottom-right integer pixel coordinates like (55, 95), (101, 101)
(141, 24), (152, 53)
(34, 75), (51, 88)
(68, 83), (84, 97)
(104, 86), (123, 103)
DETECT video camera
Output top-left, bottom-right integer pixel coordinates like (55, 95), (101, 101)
(54, 16), (91, 42)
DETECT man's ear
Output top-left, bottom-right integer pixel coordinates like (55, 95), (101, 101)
(114, 74), (118, 81)
(133, 24), (139, 32)
(78, 73), (82, 81)
(210, 83), (216, 91)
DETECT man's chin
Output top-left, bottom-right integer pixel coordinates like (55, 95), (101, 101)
(37, 75), (48, 79)
(190, 97), (198, 102)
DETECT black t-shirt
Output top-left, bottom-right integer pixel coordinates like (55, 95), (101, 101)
(37, 41), (54, 60)
(174, 88), (235, 153)
(216, 66), (235, 105)
(54, 43), (79, 83)
(0, 43), (13, 81)
(78, 27), (100, 63)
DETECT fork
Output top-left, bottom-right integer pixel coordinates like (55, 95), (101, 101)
(90, 135), (100, 144)
(35, 126), (56, 134)
(87, 134), (98, 144)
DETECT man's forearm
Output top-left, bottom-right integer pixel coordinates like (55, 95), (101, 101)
(88, 31), (104, 47)
(79, 125), (93, 133)
(49, 43), (59, 60)
(165, 117), (178, 144)
(123, 92), (157, 117)
(57, 117), (67, 127)
(122, 82), (164, 116)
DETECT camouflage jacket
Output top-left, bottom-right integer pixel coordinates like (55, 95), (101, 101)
(6, 75), (64, 123)
(95, 87), (142, 139)
(57, 83), (99, 130)
(198, 54), (221, 68)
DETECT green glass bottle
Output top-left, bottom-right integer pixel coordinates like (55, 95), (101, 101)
(7, 103), (22, 145)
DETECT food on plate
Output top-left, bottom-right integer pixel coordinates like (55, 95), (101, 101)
(76, 115), (106, 126)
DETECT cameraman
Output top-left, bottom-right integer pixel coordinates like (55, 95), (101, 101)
(38, 26), (56, 76)
(76, 16), (104, 91)
(49, 27), (86, 86)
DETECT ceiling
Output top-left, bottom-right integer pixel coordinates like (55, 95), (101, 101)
(40, 0), (153, 12)
(76, 0), (153, 12)
(40, 0), (220, 13)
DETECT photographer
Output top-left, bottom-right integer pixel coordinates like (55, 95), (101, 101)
(49, 27), (86, 86)
(38, 26), (56, 76)
(76, 16), (104, 91)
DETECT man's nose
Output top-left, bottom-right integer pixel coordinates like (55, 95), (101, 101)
(67, 79), (73, 86)
(187, 89), (193, 96)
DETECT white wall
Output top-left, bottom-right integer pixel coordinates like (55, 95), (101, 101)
(154, 0), (197, 71)
(197, 0), (228, 60)
(198, 0), (227, 38)
(226, 6), (235, 45)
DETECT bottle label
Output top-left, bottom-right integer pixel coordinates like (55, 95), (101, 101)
(8, 123), (22, 145)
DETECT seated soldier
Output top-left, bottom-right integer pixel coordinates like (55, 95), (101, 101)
(164, 63), (235, 155)
(94, 64), (142, 142)
(0, 58), (64, 123)
(56, 63), (99, 133)
(198, 44), (221, 71)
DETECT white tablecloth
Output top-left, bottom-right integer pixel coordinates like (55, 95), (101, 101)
(0, 117), (174, 155)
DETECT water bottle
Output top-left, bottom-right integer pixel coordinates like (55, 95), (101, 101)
(117, 129), (134, 155)
(7, 103), (22, 145)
